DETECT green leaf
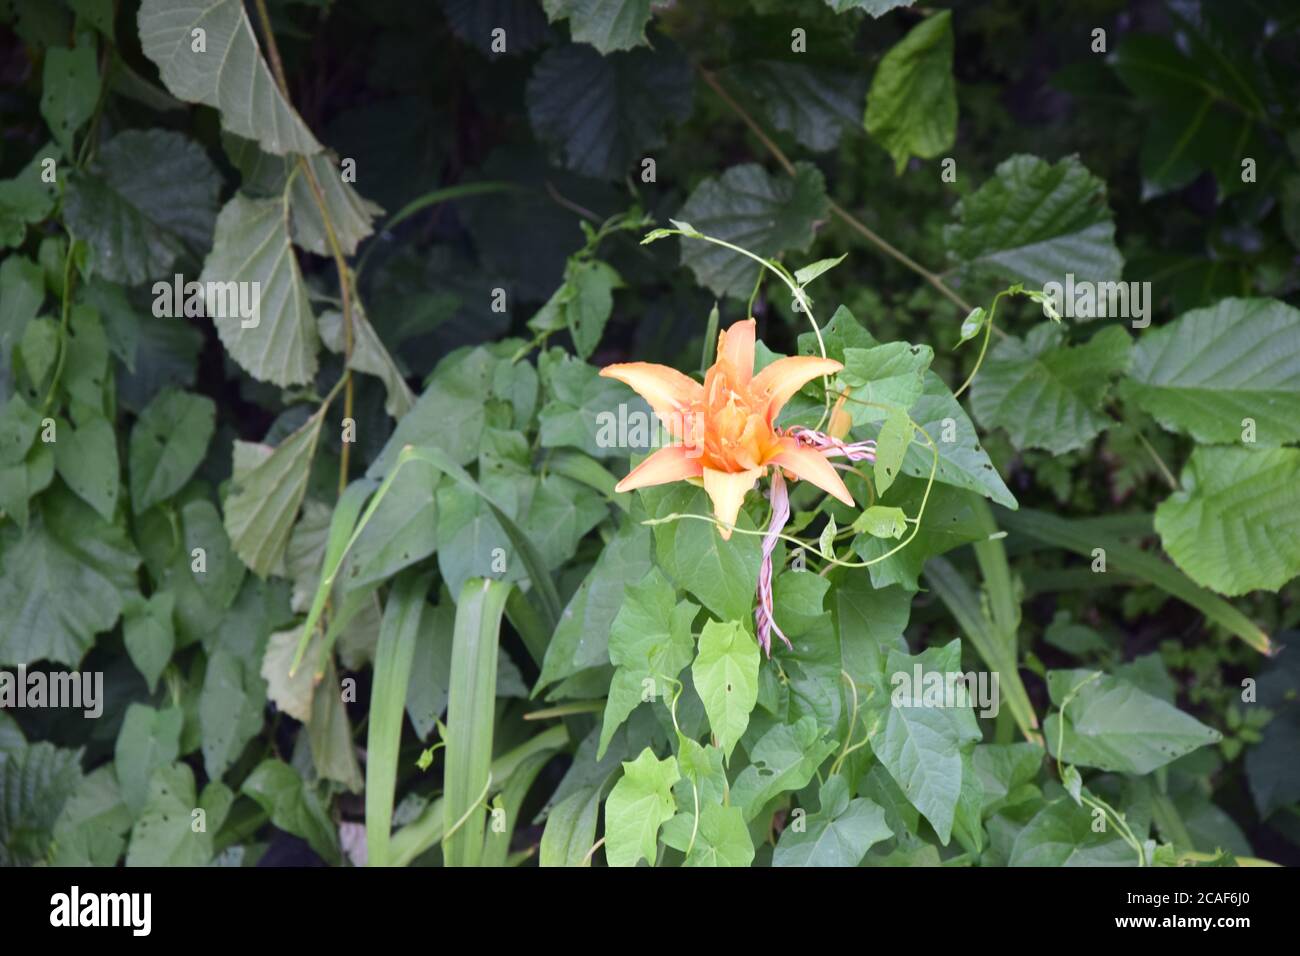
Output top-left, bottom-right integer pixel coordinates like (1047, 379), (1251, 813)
(63, 130), (221, 285)
(872, 407), (912, 495)
(201, 194), (320, 387)
(864, 640), (981, 844)
(138, 0), (322, 156)
(675, 162), (829, 299)
(1121, 298), (1300, 445)
(40, 33), (100, 154)
(365, 573), (430, 867)
(1154, 446), (1300, 596)
(0, 740), (84, 866)
(863, 11), (956, 173)
(20, 316), (59, 386)
(51, 766), (132, 867)
(201, 645), (267, 780)
(122, 591), (175, 693)
(855, 505), (907, 539)
(527, 43), (692, 182)
(691, 619), (760, 762)
(0, 150), (59, 250)
(731, 716), (837, 822)
(724, 62), (865, 153)
(825, 0), (915, 13)
(540, 785), (603, 867)
(343, 459), (437, 591)
(319, 303), (415, 419)
(114, 703), (182, 815)
(0, 485), (139, 667)
(851, 480), (985, 591)
(683, 803), (755, 867)
(945, 154), (1123, 287)
(260, 627), (316, 722)
(773, 776), (892, 867)
(838, 342), (933, 424)
(604, 747), (679, 867)
(129, 389), (216, 513)
(1009, 798), (1134, 866)
(542, 0), (653, 55)
(442, 578), (510, 868)
(599, 568), (697, 757)
(1044, 669), (1221, 774)
(241, 759), (340, 863)
(125, 763), (218, 866)
(971, 324), (1131, 454)
(649, 483), (763, 622)
(52, 414), (119, 521)
(223, 409), (325, 577)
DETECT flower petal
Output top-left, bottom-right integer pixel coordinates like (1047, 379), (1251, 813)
(600, 362), (703, 436)
(716, 318), (756, 386)
(750, 356), (843, 422)
(703, 466), (763, 540)
(770, 439), (854, 506)
(614, 445), (705, 493)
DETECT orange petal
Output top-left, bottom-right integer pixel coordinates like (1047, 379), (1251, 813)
(827, 388), (852, 439)
(750, 355), (843, 422)
(703, 466), (762, 539)
(716, 318), (756, 387)
(614, 445), (705, 493)
(600, 362), (703, 437)
(770, 439), (854, 506)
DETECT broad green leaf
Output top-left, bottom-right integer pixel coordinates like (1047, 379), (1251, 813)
(40, 34), (100, 154)
(852, 480), (985, 591)
(52, 414), (119, 521)
(773, 775), (892, 867)
(201, 645), (267, 780)
(0, 485), (139, 667)
(125, 763), (219, 866)
(20, 317), (59, 387)
(855, 505), (907, 539)
(972, 324), (1131, 454)
(344, 459), (438, 591)
(599, 568), (697, 757)
(538, 348), (646, 458)
(1154, 446), (1300, 597)
(825, 0), (915, 13)
(542, 0), (653, 54)
(675, 162), (829, 299)
(527, 43), (691, 181)
(307, 653), (362, 792)
(223, 410), (324, 577)
(138, 0), (322, 156)
(114, 703), (182, 815)
(691, 619), (760, 762)
(129, 388), (216, 513)
(604, 747), (679, 867)
(945, 154), (1123, 287)
(649, 483), (763, 623)
(0, 740), (84, 866)
(319, 304), (415, 419)
(724, 62), (865, 153)
(683, 803), (755, 867)
(63, 130), (221, 285)
(260, 628), (315, 722)
(1121, 298), (1300, 445)
(731, 716), (837, 821)
(51, 766), (132, 867)
(122, 591), (175, 693)
(839, 342), (933, 424)
(863, 11), (956, 173)
(202, 194), (319, 387)
(873, 407), (912, 495)
(864, 640), (981, 844)
(241, 758), (340, 863)
(442, 578), (509, 868)
(1009, 798), (1134, 866)
(1044, 669), (1221, 774)
(0, 150), (59, 250)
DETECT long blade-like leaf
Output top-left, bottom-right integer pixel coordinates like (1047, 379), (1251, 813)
(365, 571), (431, 867)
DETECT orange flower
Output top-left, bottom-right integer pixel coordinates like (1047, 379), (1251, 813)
(601, 318), (854, 538)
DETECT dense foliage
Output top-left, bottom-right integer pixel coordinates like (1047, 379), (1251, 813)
(1, 0), (1298, 868)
